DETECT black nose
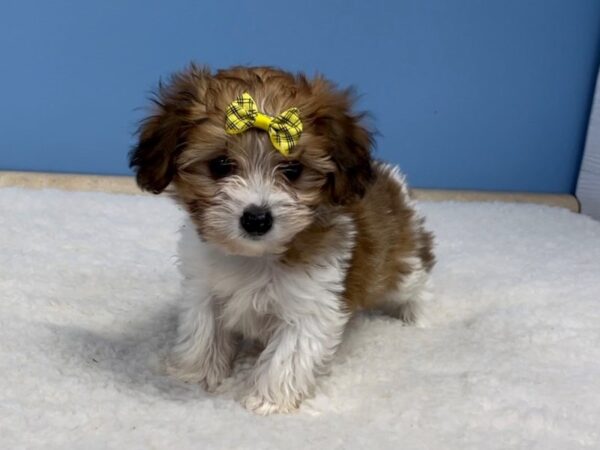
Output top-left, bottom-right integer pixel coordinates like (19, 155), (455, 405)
(240, 205), (273, 236)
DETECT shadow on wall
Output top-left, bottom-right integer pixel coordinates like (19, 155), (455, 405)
(577, 69), (600, 220)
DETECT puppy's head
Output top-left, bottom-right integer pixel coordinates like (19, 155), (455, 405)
(130, 65), (373, 256)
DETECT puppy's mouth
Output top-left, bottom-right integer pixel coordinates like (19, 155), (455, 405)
(242, 233), (268, 241)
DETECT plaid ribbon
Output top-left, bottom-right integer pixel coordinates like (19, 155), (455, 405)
(224, 92), (303, 156)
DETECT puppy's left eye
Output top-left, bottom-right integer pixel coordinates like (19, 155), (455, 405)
(280, 161), (303, 182)
(208, 155), (235, 179)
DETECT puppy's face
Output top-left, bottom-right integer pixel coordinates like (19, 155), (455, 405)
(131, 65), (373, 256)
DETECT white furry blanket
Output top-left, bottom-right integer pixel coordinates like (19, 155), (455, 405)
(1, 187), (599, 449)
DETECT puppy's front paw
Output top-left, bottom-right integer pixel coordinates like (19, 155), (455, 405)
(166, 357), (230, 392)
(242, 392), (300, 415)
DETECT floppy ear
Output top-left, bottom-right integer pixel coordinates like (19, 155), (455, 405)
(308, 79), (374, 205)
(325, 112), (374, 204)
(129, 65), (212, 194)
(130, 105), (183, 194)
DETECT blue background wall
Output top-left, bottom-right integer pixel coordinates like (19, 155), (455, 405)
(1, 0), (600, 193)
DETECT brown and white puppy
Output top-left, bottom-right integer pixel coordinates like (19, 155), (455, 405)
(130, 65), (435, 414)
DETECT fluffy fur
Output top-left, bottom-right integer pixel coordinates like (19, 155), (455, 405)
(130, 64), (435, 414)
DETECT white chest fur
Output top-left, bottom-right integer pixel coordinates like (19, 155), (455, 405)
(177, 216), (356, 341)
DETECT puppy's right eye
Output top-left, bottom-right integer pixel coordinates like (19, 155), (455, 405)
(208, 155), (235, 179)
(279, 160), (303, 182)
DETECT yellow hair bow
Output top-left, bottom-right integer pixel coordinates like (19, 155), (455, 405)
(224, 92), (303, 156)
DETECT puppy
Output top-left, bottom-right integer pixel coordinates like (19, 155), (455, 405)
(130, 65), (435, 414)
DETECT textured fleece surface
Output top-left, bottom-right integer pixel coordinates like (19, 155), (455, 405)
(1, 187), (599, 449)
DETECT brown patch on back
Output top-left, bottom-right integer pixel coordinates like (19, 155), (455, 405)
(279, 164), (435, 312)
(343, 165), (435, 310)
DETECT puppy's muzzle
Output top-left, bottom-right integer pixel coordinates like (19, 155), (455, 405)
(240, 205), (273, 236)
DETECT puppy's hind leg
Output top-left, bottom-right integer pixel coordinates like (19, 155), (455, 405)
(377, 264), (432, 325)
